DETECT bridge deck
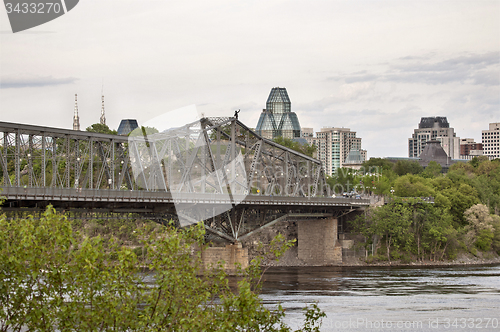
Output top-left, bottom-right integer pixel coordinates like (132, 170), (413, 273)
(1, 186), (369, 211)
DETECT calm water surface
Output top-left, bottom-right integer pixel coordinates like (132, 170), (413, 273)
(260, 265), (500, 331)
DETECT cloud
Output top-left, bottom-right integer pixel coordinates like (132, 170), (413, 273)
(329, 52), (500, 86)
(398, 53), (436, 61)
(0, 75), (78, 89)
(471, 70), (500, 86)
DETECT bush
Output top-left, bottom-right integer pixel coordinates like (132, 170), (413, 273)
(132, 246), (146, 258)
(400, 253), (412, 264)
(390, 250), (401, 260)
(475, 229), (494, 251)
(0, 206), (324, 331)
(446, 248), (458, 260)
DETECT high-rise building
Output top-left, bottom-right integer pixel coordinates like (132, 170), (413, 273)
(482, 122), (500, 159)
(72, 94), (80, 131)
(306, 127), (364, 176)
(255, 87), (301, 140)
(408, 117), (460, 159)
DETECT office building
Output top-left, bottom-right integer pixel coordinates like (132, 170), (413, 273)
(408, 117), (460, 159)
(482, 122), (500, 159)
(255, 87), (301, 140)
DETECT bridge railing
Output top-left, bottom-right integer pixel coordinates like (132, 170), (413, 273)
(0, 185), (370, 207)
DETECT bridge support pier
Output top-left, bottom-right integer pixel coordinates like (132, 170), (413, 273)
(298, 217), (342, 265)
(200, 243), (249, 275)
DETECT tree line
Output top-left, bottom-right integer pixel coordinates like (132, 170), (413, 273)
(337, 157), (500, 262)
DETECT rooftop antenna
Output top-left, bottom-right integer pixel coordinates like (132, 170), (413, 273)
(73, 93), (80, 131)
(100, 81), (106, 125)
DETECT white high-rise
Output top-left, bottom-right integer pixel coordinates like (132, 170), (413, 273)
(305, 127), (364, 176)
(482, 122), (500, 159)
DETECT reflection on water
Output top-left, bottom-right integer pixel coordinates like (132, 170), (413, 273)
(260, 265), (500, 331)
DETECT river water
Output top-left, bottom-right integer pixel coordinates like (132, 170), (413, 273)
(259, 264), (500, 332)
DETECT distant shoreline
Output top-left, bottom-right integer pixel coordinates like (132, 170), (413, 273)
(339, 253), (500, 268)
(264, 259), (500, 270)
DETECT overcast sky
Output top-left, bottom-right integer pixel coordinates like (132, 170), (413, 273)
(1, 0), (499, 158)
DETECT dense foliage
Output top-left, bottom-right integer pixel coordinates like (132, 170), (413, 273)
(272, 137), (317, 158)
(0, 207), (324, 332)
(344, 157), (500, 262)
(86, 123), (118, 135)
(128, 126), (159, 137)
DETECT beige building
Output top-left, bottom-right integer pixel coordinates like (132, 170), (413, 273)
(482, 122), (500, 159)
(301, 127), (314, 138)
(306, 127), (364, 176)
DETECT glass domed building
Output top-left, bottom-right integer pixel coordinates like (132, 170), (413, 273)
(255, 87), (301, 140)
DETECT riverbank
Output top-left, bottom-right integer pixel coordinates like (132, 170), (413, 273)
(256, 248), (500, 268)
(341, 252), (500, 267)
(240, 218), (500, 268)
(64, 215), (500, 269)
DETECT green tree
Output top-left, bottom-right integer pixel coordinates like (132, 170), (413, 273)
(372, 201), (413, 261)
(418, 204), (456, 261)
(362, 157), (395, 173)
(422, 161), (442, 178)
(128, 126), (159, 137)
(470, 159), (500, 214)
(442, 183), (479, 226)
(351, 200), (413, 262)
(86, 123), (118, 135)
(393, 174), (434, 198)
(0, 207), (324, 331)
(469, 156), (490, 169)
(393, 160), (423, 176)
(327, 168), (358, 194)
(272, 137), (317, 158)
(464, 204), (499, 252)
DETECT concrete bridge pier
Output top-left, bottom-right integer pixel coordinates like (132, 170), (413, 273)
(200, 243), (249, 275)
(298, 217), (342, 265)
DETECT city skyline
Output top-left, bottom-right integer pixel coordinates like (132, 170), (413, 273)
(1, 1), (499, 158)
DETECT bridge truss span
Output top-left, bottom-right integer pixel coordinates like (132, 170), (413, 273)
(0, 118), (368, 242)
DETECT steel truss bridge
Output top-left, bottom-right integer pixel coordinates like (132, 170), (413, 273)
(0, 118), (369, 242)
